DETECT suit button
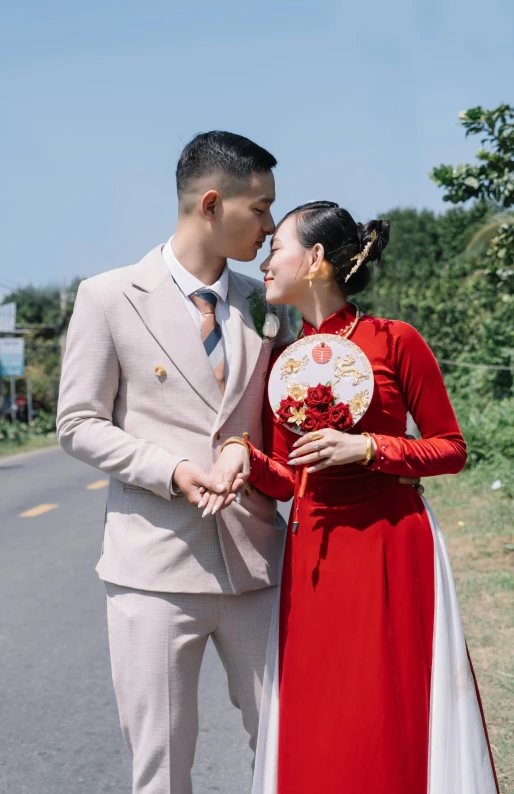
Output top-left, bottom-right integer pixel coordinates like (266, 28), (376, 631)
(214, 432), (221, 441)
(155, 366), (167, 377)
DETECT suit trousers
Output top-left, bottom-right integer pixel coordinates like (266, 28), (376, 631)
(105, 582), (277, 794)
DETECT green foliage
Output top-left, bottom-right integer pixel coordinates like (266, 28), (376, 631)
(359, 208), (442, 322)
(487, 220), (514, 271)
(452, 397), (514, 465)
(359, 201), (514, 467)
(466, 211), (514, 256)
(430, 104), (514, 208)
(288, 304), (302, 336)
(6, 285), (62, 327)
(247, 287), (268, 338)
(424, 104), (514, 469)
(430, 104), (514, 287)
(360, 203), (514, 398)
(0, 412), (56, 446)
(1, 279), (81, 411)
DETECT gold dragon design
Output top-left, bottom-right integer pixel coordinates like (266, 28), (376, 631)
(332, 354), (369, 387)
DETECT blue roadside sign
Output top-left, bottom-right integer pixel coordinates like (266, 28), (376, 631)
(0, 338), (25, 377)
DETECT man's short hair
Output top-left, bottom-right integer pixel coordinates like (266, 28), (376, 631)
(176, 131), (277, 202)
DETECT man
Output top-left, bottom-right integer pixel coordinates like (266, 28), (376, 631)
(57, 131), (293, 794)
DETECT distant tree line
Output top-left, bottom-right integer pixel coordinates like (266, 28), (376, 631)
(3, 105), (513, 464)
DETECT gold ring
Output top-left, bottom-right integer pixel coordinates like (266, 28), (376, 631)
(224, 479), (232, 487)
(317, 450), (321, 459)
(311, 432), (322, 441)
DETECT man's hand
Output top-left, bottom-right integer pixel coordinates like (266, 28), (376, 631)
(198, 444), (250, 517)
(400, 435), (424, 495)
(173, 461), (238, 509)
(399, 476), (424, 496)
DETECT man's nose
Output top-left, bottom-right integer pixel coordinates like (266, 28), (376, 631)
(263, 210), (275, 236)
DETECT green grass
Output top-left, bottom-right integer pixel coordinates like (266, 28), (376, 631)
(0, 435), (59, 458)
(428, 463), (514, 792)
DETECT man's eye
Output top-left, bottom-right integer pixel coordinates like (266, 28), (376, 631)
(254, 208), (264, 215)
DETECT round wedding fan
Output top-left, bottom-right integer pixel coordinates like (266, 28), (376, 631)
(268, 334), (374, 435)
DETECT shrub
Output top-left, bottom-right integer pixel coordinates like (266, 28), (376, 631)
(452, 396), (514, 465)
(0, 412), (56, 446)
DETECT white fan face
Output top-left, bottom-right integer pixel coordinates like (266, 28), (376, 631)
(268, 334), (374, 435)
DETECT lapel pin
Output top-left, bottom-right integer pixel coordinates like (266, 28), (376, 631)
(155, 366), (167, 377)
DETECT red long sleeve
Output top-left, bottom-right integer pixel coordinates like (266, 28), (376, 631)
(366, 322), (467, 477)
(249, 312), (467, 496)
(248, 351), (296, 502)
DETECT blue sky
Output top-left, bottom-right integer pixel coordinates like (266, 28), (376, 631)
(1, 0), (513, 298)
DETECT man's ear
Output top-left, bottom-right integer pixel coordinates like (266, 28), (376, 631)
(200, 189), (221, 220)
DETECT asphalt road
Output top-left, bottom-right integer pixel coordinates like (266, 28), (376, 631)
(0, 446), (257, 794)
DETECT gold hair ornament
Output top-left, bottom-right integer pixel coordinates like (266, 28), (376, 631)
(345, 230), (377, 283)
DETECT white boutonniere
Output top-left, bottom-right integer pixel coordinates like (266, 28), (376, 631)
(262, 312), (280, 339)
(248, 288), (279, 339)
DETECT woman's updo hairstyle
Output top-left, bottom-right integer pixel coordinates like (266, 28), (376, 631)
(282, 200), (390, 295)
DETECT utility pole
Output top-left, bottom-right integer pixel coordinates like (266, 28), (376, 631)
(10, 376), (16, 423)
(59, 285), (68, 365)
(26, 377), (33, 424)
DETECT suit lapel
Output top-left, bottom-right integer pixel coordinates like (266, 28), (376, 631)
(214, 271), (263, 431)
(123, 246), (222, 414)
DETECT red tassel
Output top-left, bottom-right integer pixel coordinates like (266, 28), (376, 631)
(292, 468), (309, 534)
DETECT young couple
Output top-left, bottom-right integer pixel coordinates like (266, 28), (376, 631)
(57, 131), (498, 794)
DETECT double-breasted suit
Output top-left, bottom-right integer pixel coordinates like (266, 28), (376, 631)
(57, 244), (293, 793)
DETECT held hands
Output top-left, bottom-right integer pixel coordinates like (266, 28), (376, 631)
(172, 461), (241, 511)
(199, 443), (250, 518)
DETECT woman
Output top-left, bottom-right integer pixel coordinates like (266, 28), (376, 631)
(212, 202), (499, 794)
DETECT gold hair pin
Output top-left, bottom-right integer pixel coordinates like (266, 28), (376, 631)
(345, 230), (377, 283)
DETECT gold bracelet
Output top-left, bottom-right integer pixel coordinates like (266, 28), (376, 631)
(357, 432), (374, 466)
(220, 432), (251, 455)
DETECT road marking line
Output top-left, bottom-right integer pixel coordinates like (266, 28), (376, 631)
(86, 479), (109, 490)
(20, 503), (59, 518)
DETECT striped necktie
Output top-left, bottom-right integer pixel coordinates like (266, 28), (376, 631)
(190, 289), (225, 394)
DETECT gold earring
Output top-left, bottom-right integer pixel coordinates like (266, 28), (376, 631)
(308, 273), (313, 288)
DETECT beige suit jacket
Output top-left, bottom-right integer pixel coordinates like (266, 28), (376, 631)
(57, 245), (294, 594)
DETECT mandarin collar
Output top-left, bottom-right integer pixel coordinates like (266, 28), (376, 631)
(302, 302), (357, 336)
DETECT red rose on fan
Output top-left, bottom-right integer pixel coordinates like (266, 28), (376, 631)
(327, 402), (353, 431)
(277, 396), (302, 423)
(302, 407), (325, 432)
(305, 384), (334, 411)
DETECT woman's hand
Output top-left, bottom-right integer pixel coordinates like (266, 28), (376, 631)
(288, 429), (372, 473)
(199, 443), (251, 517)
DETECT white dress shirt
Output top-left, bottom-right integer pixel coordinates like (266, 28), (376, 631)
(162, 237), (232, 380)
